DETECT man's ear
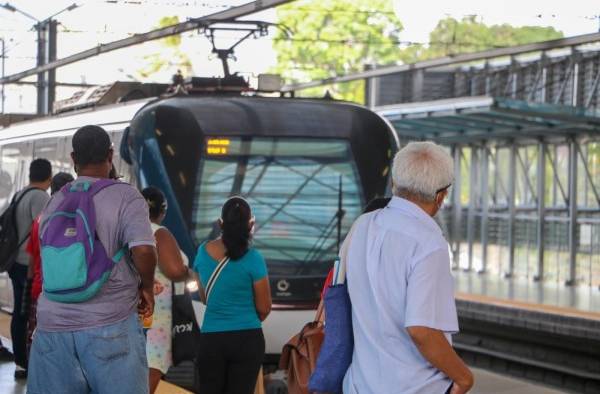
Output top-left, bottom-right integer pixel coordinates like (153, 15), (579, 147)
(218, 218), (223, 229)
(435, 190), (447, 207)
(107, 148), (114, 164)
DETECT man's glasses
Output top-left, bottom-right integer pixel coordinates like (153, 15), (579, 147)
(435, 184), (452, 194)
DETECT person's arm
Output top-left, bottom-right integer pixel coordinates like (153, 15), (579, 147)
(253, 277), (272, 321)
(404, 246), (473, 393)
(118, 188), (158, 317)
(407, 326), (473, 393)
(249, 251), (271, 321)
(155, 228), (189, 282)
(131, 244), (157, 317)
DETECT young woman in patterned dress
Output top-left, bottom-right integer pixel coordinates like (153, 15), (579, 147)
(141, 187), (193, 393)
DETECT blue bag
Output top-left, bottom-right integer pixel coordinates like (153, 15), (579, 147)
(308, 282), (353, 394)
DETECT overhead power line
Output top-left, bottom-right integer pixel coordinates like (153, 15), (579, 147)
(0, 0), (295, 84)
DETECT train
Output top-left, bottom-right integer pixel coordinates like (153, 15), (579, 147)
(0, 79), (398, 368)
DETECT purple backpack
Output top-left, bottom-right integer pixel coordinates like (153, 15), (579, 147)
(40, 179), (126, 303)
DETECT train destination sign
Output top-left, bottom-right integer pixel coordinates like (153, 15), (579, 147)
(206, 138), (230, 155)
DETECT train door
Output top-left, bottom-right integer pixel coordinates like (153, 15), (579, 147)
(0, 140), (32, 311)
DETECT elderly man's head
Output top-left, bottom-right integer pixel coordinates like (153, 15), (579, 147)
(392, 141), (454, 216)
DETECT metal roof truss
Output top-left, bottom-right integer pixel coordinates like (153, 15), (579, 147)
(377, 96), (600, 145)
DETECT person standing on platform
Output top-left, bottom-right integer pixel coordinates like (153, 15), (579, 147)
(141, 186), (193, 393)
(24, 172), (74, 360)
(28, 125), (157, 394)
(9, 158), (52, 379)
(193, 196), (272, 394)
(343, 142), (474, 394)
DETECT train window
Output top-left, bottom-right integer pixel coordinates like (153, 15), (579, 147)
(33, 138), (60, 174)
(0, 142), (31, 209)
(192, 137), (363, 271)
(0, 145), (16, 210)
(16, 141), (33, 195)
(110, 131), (134, 183)
(56, 137), (73, 172)
(110, 132), (122, 175)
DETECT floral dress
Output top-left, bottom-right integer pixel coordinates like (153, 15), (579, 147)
(146, 223), (188, 374)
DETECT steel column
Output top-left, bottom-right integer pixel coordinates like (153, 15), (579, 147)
(47, 20), (57, 114)
(36, 22), (47, 115)
(0, 38), (4, 113)
(452, 145), (462, 269)
(364, 64), (377, 109)
(507, 144), (517, 277)
(467, 147), (478, 271)
(567, 139), (578, 286)
(480, 146), (490, 273)
(535, 142), (546, 281)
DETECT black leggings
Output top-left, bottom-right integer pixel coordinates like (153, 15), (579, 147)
(196, 328), (265, 394)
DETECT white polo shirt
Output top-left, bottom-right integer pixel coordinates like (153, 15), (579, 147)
(343, 197), (458, 394)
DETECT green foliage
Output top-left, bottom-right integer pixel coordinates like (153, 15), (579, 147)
(271, 0), (403, 103)
(137, 16), (193, 80)
(402, 16), (563, 62)
(159, 16), (182, 47)
(273, 7), (563, 102)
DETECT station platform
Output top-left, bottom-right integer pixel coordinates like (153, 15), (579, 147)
(454, 269), (600, 317)
(452, 270), (600, 393)
(0, 310), (569, 394)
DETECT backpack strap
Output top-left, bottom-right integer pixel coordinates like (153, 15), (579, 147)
(12, 187), (43, 249)
(12, 187), (42, 210)
(205, 256), (230, 303)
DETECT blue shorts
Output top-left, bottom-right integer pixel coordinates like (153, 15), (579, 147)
(28, 313), (148, 394)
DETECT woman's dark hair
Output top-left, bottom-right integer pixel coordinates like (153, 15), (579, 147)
(221, 196), (252, 260)
(141, 186), (167, 220)
(50, 172), (74, 195)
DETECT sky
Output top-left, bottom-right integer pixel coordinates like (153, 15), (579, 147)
(0, 0), (598, 113)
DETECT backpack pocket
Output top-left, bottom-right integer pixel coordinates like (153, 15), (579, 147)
(41, 243), (88, 292)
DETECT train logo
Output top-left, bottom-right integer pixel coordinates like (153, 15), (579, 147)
(276, 279), (290, 293)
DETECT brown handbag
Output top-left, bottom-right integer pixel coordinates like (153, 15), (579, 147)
(279, 303), (325, 394)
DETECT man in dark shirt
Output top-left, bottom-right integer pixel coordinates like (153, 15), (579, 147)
(10, 158), (51, 379)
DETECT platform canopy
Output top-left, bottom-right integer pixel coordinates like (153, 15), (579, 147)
(376, 96), (600, 144)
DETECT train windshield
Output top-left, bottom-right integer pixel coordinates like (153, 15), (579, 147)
(192, 137), (363, 273)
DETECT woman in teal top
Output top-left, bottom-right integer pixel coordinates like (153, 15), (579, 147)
(193, 196), (272, 394)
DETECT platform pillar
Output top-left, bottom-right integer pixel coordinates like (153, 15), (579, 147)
(567, 139), (578, 286)
(535, 141), (546, 281)
(480, 146), (489, 274)
(507, 144), (517, 278)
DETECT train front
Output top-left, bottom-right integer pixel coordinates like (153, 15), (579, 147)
(123, 95), (396, 358)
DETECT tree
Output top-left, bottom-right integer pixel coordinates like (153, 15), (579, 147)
(273, 5), (564, 103)
(271, 0), (403, 103)
(137, 16), (193, 81)
(401, 16), (563, 62)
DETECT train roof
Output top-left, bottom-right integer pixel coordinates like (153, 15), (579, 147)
(0, 98), (152, 143)
(136, 95), (391, 139)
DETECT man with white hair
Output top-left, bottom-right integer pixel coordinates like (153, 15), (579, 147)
(343, 141), (473, 394)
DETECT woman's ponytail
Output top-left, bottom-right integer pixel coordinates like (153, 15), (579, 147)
(221, 196), (252, 260)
